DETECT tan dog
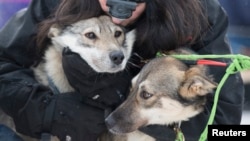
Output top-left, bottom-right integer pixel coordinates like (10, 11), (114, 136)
(0, 15), (136, 141)
(33, 15), (135, 93)
(101, 49), (217, 141)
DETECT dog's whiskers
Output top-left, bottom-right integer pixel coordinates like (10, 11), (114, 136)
(133, 53), (143, 60)
(127, 61), (141, 68)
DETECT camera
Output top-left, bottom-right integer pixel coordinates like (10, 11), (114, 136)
(106, 0), (146, 19)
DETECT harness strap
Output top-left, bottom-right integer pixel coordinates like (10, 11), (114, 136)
(174, 122), (185, 141)
(47, 76), (61, 95)
(41, 76), (60, 141)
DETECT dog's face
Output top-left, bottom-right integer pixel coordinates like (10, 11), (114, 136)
(48, 16), (135, 73)
(105, 56), (217, 134)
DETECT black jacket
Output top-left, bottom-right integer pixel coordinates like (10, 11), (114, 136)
(0, 0), (244, 141)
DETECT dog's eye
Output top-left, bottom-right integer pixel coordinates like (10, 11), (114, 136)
(85, 32), (97, 39)
(114, 31), (122, 38)
(141, 91), (153, 100)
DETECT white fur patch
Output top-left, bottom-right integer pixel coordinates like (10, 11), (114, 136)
(140, 97), (201, 125)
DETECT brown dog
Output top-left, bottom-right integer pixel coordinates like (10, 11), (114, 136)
(101, 49), (217, 141)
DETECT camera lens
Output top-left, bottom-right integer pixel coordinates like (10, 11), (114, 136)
(107, 0), (137, 19)
(109, 5), (133, 19)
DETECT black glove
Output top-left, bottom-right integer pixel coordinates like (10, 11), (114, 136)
(62, 47), (132, 109)
(49, 92), (106, 141)
(11, 85), (106, 141)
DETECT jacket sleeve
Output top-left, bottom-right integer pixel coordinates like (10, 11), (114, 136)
(140, 0), (245, 141)
(195, 0), (244, 123)
(0, 0), (58, 119)
(182, 0), (244, 140)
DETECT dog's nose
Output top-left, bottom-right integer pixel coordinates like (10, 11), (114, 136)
(109, 51), (124, 65)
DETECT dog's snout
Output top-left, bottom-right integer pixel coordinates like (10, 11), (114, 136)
(109, 51), (124, 65)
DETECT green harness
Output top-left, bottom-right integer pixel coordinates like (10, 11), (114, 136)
(156, 53), (250, 141)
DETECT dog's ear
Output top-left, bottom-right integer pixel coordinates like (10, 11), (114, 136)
(125, 29), (136, 48)
(131, 73), (139, 88)
(179, 66), (217, 99)
(48, 24), (62, 38)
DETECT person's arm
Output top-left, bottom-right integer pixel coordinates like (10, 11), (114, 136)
(0, 0), (58, 118)
(0, 0), (58, 66)
(0, 0), (57, 119)
(182, 0), (244, 140)
(193, 0), (244, 124)
(140, 0), (244, 140)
